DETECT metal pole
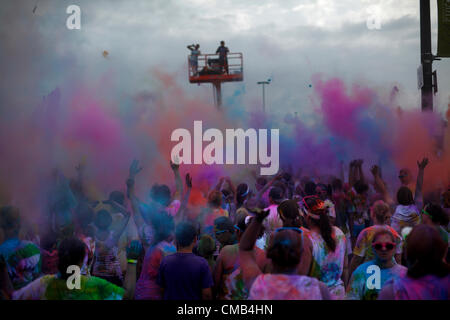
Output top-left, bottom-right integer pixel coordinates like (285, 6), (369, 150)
(420, 0), (433, 112)
(262, 83), (266, 112)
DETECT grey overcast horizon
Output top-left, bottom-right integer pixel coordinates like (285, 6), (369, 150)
(1, 0), (449, 118)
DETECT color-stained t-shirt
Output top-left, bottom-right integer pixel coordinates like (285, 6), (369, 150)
(0, 238), (42, 290)
(353, 225), (402, 263)
(391, 204), (421, 234)
(307, 226), (347, 299)
(12, 274), (124, 300)
(157, 252), (213, 300)
(249, 274), (323, 300)
(346, 260), (407, 300)
(383, 274), (449, 300)
(135, 241), (176, 300)
(92, 232), (122, 280)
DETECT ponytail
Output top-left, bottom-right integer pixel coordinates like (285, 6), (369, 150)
(318, 211), (336, 252)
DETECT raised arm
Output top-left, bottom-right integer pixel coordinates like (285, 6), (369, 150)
(371, 165), (394, 205)
(122, 240), (143, 300)
(414, 157), (428, 204)
(357, 159), (366, 185)
(170, 160), (183, 200)
(255, 172), (283, 201)
(176, 173), (192, 222)
(126, 160), (145, 231)
(348, 161), (356, 187)
(106, 200), (132, 244)
(239, 209), (269, 290)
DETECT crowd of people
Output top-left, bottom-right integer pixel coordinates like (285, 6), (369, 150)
(0, 157), (448, 300)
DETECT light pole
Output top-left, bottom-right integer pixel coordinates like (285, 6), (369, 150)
(257, 80), (270, 112)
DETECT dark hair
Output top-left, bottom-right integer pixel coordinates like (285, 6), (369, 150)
(406, 224), (449, 278)
(236, 183), (249, 207)
(94, 209), (112, 231)
(277, 200), (302, 228)
(354, 180), (369, 195)
(57, 237), (86, 280)
(108, 191), (125, 206)
(256, 177), (267, 187)
(269, 187), (283, 204)
(423, 203), (449, 226)
(0, 206), (20, 232)
(304, 181), (317, 196)
(305, 197), (336, 252)
(267, 230), (302, 269)
(197, 234), (216, 258)
(150, 211), (174, 244)
(208, 190), (222, 208)
(214, 216), (234, 233)
(175, 222), (197, 248)
(331, 178), (343, 191)
(41, 231), (58, 251)
(370, 200), (391, 224)
(150, 184), (171, 207)
(397, 186), (414, 205)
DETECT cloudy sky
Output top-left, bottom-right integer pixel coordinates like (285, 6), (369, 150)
(1, 0), (449, 117)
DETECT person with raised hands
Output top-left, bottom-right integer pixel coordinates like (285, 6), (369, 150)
(2, 238), (142, 300)
(239, 207), (331, 300)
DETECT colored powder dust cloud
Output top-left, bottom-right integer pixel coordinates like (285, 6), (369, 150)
(0, 71), (449, 231)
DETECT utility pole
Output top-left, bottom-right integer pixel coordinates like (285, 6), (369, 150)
(420, 0), (434, 111)
(257, 80), (270, 112)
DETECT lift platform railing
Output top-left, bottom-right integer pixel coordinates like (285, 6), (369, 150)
(188, 52), (243, 78)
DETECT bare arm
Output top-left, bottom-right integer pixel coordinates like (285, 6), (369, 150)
(122, 240), (142, 300)
(176, 173), (192, 222)
(239, 209), (269, 290)
(202, 288), (213, 300)
(170, 160), (183, 200)
(414, 158), (428, 203)
(349, 255), (364, 279)
(357, 159), (366, 185)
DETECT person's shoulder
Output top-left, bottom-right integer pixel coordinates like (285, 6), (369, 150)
(355, 260), (375, 274)
(332, 226), (345, 237)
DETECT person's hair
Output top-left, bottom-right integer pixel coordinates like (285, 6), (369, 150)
(41, 230), (58, 251)
(150, 211), (174, 244)
(267, 230), (302, 269)
(214, 216), (234, 233)
(236, 183), (249, 207)
(305, 197), (336, 252)
(256, 177), (267, 187)
(269, 187), (283, 204)
(331, 178), (343, 191)
(277, 200), (302, 228)
(208, 190), (222, 208)
(150, 184), (171, 207)
(175, 222), (197, 248)
(57, 237), (87, 280)
(304, 181), (317, 196)
(108, 191), (125, 206)
(0, 206), (20, 232)
(354, 180), (369, 195)
(235, 211), (249, 233)
(370, 200), (391, 224)
(372, 229), (396, 243)
(197, 234), (216, 258)
(423, 203), (449, 226)
(94, 209), (112, 231)
(397, 186), (414, 205)
(406, 224), (449, 279)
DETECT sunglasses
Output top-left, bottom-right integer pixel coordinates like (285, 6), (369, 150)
(372, 242), (395, 251)
(275, 227), (303, 234)
(302, 196), (325, 212)
(215, 229), (228, 236)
